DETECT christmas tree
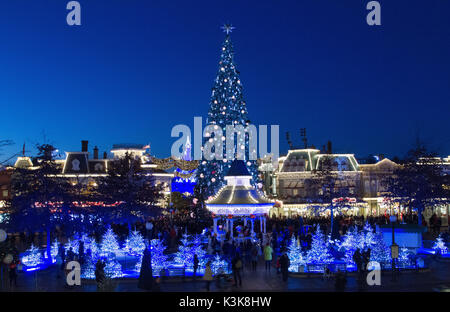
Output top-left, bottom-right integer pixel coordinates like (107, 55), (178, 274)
(22, 244), (43, 267)
(306, 225), (334, 265)
(150, 239), (168, 270)
(191, 235), (207, 269)
(51, 239), (59, 260)
(81, 256), (96, 279)
(340, 227), (359, 265)
(124, 229), (146, 256)
(195, 24), (259, 197)
(65, 237), (80, 255)
(80, 233), (98, 258)
(433, 234), (448, 255)
(399, 246), (411, 267)
(211, 253), (229, 275)
(370, 232), (391, 264)
(135, 239), (168, 272)
(174, 233), (192, 267)
(357, 222), (376, 251)
(287, 237), (306, 272)
(104, 257), (123, 279)
(100, 226), (120, 256)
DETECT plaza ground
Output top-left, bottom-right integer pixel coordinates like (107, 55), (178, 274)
(2, 255), (450, 292)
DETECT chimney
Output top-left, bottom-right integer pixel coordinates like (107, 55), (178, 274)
(327, 141), (332, 154)
(81, 140), (89, 153)
(103, 151), (108, 159)
(93, 146), (99, 159)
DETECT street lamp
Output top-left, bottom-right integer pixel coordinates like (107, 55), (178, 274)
(390, 215), (399, 281)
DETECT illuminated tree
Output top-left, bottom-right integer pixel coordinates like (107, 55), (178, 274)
(287, 237), (306, 272)
(306, 225), (334, 264)
(370, 232), (391, 263)
(125, 229), (146, 256)
(357, 222), (377, 251)
(100, 227), (120, 256)
(195, 25), (259, 198)
(21, 244), (43, 267)
(135, 239), (168, 272)
(433, 234), (448, 254)
(340, 227), (359, 265)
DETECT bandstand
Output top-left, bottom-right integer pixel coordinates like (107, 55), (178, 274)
(205, 160), (275, 238)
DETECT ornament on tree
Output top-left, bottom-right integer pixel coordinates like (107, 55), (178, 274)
(195, 25), (260, 197)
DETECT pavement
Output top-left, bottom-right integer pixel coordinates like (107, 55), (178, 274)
(1, 255), (450, 292)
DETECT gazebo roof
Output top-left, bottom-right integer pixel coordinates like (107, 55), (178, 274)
(206, 185), (273, 206)
(225, 159), (251, 177)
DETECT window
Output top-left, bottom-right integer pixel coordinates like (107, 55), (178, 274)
(2, 190), (8, 198)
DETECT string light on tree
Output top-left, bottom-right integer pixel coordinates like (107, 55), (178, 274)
(306, 225), (334, 265)
(195, 24), (260, 197)
(100, 226), (120, 256)
(433, 234), (448, 255)
(125, 230), (146, 256)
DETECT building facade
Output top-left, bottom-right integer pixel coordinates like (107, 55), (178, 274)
(261, 148), (450, 218)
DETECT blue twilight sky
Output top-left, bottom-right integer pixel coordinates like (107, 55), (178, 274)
(0, 0), (449, 164)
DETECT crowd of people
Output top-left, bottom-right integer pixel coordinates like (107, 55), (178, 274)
(1, 208), (449, 291)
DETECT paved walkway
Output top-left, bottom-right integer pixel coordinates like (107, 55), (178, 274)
(1, 256), (450, 292)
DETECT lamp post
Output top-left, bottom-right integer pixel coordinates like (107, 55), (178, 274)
(390, 215), (398, 281)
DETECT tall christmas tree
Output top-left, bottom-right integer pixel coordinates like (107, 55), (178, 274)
(195, 24), (259, 197)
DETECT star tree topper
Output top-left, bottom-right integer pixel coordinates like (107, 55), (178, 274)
(221, 24), (235, 35)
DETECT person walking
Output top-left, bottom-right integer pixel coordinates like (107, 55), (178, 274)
(251, 243), (259, 271)
(8, 260), (18, 288)
(203, 261), (214, 291)
(279, 251), (290, 282)
(193, 254), (199, 280)
(231, 253), (243, 287)
(263, 243), (273, 272)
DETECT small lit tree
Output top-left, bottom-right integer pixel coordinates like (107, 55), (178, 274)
(357, 222), (377, 251)
(135, 239), (168, 272)
(211, 253), (229, 275)
(174, 234), (192, 267)
(100, 226), (120, 256)
(306, 225), (334, 265)
(433, 234), (448, 255)
(287, 237), (305, 272)
(370, 232), (391, 264)
(341, 227), (359, 265)
(21, 244), (43, 267)
(124, 229), (146, 256)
